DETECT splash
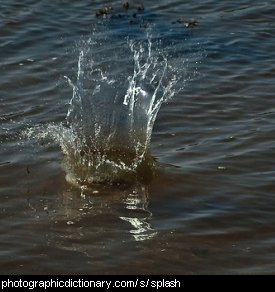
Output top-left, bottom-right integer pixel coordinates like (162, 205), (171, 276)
(24, 29), (197, 185)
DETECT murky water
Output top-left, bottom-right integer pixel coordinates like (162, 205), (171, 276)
(1, 0), (275, 274)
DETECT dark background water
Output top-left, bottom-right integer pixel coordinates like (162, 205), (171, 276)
(1, 0), (275, 274)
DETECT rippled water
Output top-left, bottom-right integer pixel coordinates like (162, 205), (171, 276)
(1, 0), (275, 274)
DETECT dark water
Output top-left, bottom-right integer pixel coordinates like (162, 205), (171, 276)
(1, 0), (275, 274)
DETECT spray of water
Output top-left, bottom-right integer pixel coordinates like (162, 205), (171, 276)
(24, 29), (197, 186)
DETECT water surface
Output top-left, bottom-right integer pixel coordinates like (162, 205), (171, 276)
(1, 0), (275, 274)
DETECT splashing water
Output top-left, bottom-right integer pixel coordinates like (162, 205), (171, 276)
(25, 29), (198, 185)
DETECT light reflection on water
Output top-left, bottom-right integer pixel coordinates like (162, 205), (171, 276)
(120, 187), (157, 242)
(56, 183), (157, 249)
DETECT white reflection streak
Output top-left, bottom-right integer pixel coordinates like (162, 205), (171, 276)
(119, 187), (157, 242)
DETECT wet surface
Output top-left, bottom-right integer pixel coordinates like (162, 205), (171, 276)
(1, 0), (275, 274)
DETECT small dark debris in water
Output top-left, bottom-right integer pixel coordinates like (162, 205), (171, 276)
(185, 19), (198, 28)
(122, 1), (129, 10)
(95, 6), (113, 17)
(26, 166), (30, 174)
(175, 18), (198, 28)
(137, 5), (145, 11)
(140, 22), (148, 29)
(132, 12), (137, 18)
(128, 19), (134, 25)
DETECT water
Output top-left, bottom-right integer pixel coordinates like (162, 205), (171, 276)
(56, 31), (187, 185)
(1, 0), (275, 274)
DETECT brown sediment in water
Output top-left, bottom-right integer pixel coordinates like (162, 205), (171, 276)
(64, 146), (156, 186)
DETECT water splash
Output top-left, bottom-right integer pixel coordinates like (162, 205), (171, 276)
(63, 32), (186, 184)
(24, 29), (199, 185)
